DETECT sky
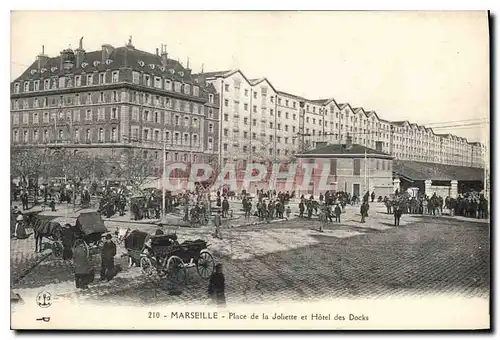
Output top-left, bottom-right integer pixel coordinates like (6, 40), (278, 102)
(10, 11), (489, 143)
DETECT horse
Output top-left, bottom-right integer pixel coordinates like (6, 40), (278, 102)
(27, 215), (64, 253)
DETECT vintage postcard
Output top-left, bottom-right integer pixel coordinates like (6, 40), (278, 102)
(9, 10), (490, 330)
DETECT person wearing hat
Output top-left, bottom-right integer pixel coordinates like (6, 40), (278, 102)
(100, 234), (117, 281)
(208, 263), (226, 306)
(13, 214), (27, 239)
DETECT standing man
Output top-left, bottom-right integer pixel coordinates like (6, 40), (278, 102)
(371, 191), (375, 203)
(334, 203), (342, 223)
(100, 234), (117, 281)
(213, 211), (223, 239)
(73, 242), (94, 289)
(394, 202), (403, 226)
(222, 197), (229, 218)
(208, 263), (226, 306)
(360, 201), (369, 223)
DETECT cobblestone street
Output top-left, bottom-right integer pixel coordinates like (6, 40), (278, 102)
(11, 203), (490, 306)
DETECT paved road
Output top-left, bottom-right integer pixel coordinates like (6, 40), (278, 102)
(11, 204), (489, 305)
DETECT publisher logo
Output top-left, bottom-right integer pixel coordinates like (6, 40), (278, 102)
(36, 291), (52, 308)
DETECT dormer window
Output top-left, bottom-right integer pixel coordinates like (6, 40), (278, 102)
(51, 67), (58, 72)
(144, 75), (151, 86)
(30, 69), (37, 75)
(149, 64), (155, 69)
(169, 69), (175, 75)
(178, 71), (184, 77)
(105, 59), (113, 65)
(81, 62), (88, 68)
(138, 60), (145, 67)
(93, 61), (100, 67)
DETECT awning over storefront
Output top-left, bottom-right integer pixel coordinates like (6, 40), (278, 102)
(393, 160), (484, 182)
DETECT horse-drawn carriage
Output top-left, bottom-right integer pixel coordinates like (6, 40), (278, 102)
(124, 230), (215, 285)
(31, 212), (108, 259)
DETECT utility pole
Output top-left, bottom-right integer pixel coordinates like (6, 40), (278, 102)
(299, 101), (305, 152)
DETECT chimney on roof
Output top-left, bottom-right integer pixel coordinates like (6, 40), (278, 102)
(101, 44), (114, 63)
(160, 44), (168, 67)
(346, 135), (353, 150)
(375, 141), (383, 153)
(75, 37), (86, 67)
(37, 45), (50, 69)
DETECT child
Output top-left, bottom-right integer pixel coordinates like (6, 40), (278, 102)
(285, 206), (291, 220)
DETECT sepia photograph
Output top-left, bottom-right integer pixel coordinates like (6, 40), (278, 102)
(9, 10), (490, 330)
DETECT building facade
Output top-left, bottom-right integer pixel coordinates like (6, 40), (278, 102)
(295, 139), (394, 197)
(195, 69), (486, 169)
(10, 39), (220, 172)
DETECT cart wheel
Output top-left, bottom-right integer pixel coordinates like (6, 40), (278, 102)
(166, 255), (186, 285)
(196, 251), (215, 280)
(73, 239), (90, 258)
(51, 242), (63, 258)
(140, 257), (155, 277)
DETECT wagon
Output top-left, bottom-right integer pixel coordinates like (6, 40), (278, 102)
(72, 212), (108, 258)
(124, 230), (215, 284)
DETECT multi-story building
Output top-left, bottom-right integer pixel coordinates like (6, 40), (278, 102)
(196, 68), (486, 170)
(10, 39), (220, 173)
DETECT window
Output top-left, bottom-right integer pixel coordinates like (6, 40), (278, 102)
(209, 94), (214, 103)
(98, 128), (104, 142)
(13, 114), (19, 125)
(270, 109), (274, 116)
(253, 105), (257, 113)
(14, 83), (20, 93)
(34, 80), (39, 91)
(193, 134), (198, 145)
(252, 119), (257, 126)
(99, 73), (105, 84)
(154, 77), (162, 89)
(44, 79), (50, 90)
(33, 113), (39, 124)
(243, 117), (248, 125)
(208, 137), (213, 150)
(224, 114), (228, 122)
(112, 91), (118, 102)
(99, 92), (105, 103)
(224, 99), (229, 107)
(253, 92), (257, 99)
(24, 82), (30, 92)
(293, 114), (296, 120)
(225, 84), (229, 92)
(23, 131), (28, 142)
(111, 107), (118, 120)
(165, 79), (172, 91)
(145, 75), (151, 86)
(33, 129), (38, 142)
(184, 133), (189, 145)
(87, 93), (92, 104)
(75, 75), (81, 87)
(154, 130), (160, 141)
(58, 129), (63, 140)
(87, 74), (93, 85)
(144, 129), (149, 140)
(184, 116), (190, 127)
(224, 129), (228, 137)
(193, 86), (199, 96)
(353, 159), (361, 175)
(174, 82), (181, 92)
(132, 71), (140, 84)
(85, 109), (92, 121)
(208, 123), (214, 133)
(175, 115), (180, 125)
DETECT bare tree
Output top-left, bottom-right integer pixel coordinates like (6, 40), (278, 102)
(111, 149), (157, 193)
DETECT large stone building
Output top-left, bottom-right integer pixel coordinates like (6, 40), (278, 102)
(10, 39), (220, 174)
(195, 69), (486, 169)
(295, 138), (394, 197)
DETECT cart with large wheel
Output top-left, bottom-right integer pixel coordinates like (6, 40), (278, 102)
(130, 232), (215, 285)
(71, 212), (108, 258)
